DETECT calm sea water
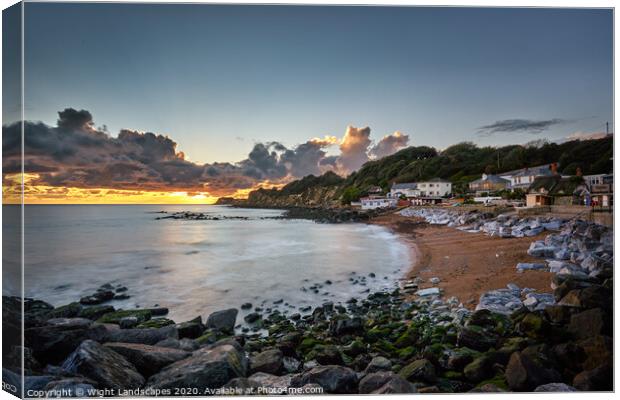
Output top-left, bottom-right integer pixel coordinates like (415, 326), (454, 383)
(5, 205), (411, 324)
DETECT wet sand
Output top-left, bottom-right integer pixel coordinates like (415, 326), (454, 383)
(370, 212), (553, 308)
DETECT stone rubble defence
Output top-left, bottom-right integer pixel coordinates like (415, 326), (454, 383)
(399, 207), (613, 315)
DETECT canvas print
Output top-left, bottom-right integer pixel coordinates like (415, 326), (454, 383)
(2, 2), (614, 398)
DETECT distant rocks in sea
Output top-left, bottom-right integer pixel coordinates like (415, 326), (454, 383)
(153, 207), (391, 224)
(154, 211), (250, 221)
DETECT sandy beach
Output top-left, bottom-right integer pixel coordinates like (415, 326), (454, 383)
(369, 212), (553, 307)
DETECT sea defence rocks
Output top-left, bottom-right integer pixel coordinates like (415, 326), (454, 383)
(410, 208), (615, 318)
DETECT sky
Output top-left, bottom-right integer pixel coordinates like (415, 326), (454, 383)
(1, 3), (614, 203)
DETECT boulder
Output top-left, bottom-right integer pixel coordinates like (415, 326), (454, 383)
(469, 383), (506, 392)
(329, 316), (363, 336)
(244, 312), (261, 324)
(371, 375), (416, 394)
(572, 364), (613, 391)
(363, 356), (392, 374)
(119, 316), (139, 329)
(248, 372), (292, 391)
(557, 290), (583, 307)
(136, 318), (176, 329)
(516, 263), (547, 273)
(249, 349), (284, 375)
(78, 305), (115, 321)
(47, 303), (83, 319)
(147, 344), (247, 390)
(504, 351), (561, 391)
(97, 309), (152, 324)
(80, 290), (115, 305)
(399, 359), (436, 383)
(155, 337), (200, 352)
(176, 317), (205, 339)
(534, 382), (577, 392)
(61, 340), (145, 390)
(551, 342), (585, 376)
(568, 308), (609, 339)
(457, 326), (497, 351)
(104, 325), (178, 345)
(282, 356), (302, 373)
(206, 309), (238, 334)
(104, 342), (190, 377)
(291, 365), (358, 394)
(544, 305), (574, 324)
(5, 346), (40, 374)
(359, 371), (407, 394)
(416, 288), (441, 297)
(463, 354), (495, 383)
(312, 345), (343, 366)
(43, 378), (97, 397)
(446, 347), (480, 371)
(220, 377), (260, 393)
(25, 318), (108, 364)
(558, 286), (610, 310)
(578, 335), (612, 371)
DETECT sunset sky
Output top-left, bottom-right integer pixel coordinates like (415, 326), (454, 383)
(2, 4), (613, 204)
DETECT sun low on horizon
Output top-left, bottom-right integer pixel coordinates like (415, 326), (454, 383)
(1, 173), (281, 205)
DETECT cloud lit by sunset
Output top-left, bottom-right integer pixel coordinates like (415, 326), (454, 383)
(2, 109), (409, 204)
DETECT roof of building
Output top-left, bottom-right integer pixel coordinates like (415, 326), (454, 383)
(513, 166), (555, 178)
(391, 182), (417, 190)
(529, 175), (586, 196)
(501, 163), (558, 177)
(549, 177), (587, 196)
(529, 176), (560, 193)
(423, 177), (450, 183)
(470, 175), (510, 185)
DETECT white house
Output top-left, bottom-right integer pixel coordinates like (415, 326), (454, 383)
(389, 178), (451, 198)
(416, 178), (452, 197)
(389, 183), (419, 198)
(360, 197), (398, 210)
(499, 163), (558, 190)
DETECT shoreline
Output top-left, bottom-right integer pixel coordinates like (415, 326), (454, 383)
(367, 211), (553, 308)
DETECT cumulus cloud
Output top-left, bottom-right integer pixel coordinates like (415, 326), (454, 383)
(369, 131), (409, 158)
(2, 109), (411, 196)
(477, 118), (565, 136)
(335, 126), (372, 173)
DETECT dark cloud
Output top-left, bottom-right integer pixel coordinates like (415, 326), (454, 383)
(477, 118), (565, 136)
(57, 108), (95, 132)
(3, 108), (411, 196)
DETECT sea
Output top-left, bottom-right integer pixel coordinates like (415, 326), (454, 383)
(3, 205), (411, 325)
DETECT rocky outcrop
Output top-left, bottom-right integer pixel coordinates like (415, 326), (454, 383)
(245, 185), (341, 209)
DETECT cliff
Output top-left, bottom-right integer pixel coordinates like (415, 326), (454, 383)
(244, 185), (342, 208)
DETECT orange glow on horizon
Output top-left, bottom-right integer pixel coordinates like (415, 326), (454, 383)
(2, 173), (285, 205)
